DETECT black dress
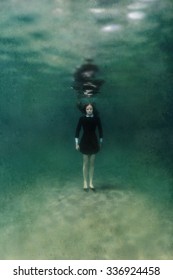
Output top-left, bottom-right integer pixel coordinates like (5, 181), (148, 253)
(75, 115), (103, 155)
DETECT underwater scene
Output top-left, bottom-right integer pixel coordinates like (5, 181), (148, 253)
(0, 0), (173, 259)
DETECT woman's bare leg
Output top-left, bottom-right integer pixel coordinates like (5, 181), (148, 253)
(83, 155), (89, 189)
(89, 154), (95, 189)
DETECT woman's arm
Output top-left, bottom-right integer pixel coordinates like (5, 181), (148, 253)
(97, 117), (103, 143)
(75, 117), (82, 150)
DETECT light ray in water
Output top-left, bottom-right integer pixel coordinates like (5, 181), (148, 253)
(102, 24), (122, 32)
(127, 11), (145, 20)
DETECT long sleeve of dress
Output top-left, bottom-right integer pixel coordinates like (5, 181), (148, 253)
(75, 117), (82, 138)
(97, 117), (103, 139)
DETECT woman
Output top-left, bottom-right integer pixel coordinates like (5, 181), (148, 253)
(75, 103), (103, 191)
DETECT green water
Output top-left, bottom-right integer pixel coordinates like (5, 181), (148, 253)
(0, 0), (173, 259)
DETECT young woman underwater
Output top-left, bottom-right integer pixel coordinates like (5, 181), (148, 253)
(75, 103), (103, 191)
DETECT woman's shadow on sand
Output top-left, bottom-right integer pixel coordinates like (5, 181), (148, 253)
(98, 182), (129, 192)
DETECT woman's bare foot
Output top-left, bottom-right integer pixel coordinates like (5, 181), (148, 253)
(89, 183), (95, 190)
(83, 181), (88, 190)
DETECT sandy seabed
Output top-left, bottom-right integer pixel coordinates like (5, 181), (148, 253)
(0, 176), (172, 260)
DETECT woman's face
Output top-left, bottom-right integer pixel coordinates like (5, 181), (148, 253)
(86, 104), (93, 115)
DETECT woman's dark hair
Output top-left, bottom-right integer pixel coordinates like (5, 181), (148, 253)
(77, 101), (99, 116)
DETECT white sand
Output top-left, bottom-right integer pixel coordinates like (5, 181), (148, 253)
(0, 177), (172, 260)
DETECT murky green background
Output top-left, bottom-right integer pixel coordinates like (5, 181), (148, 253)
(0, 0), (173, 259)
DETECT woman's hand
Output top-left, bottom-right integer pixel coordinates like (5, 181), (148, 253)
(99, 138), (103, 149)
(76, 143), (80, 151)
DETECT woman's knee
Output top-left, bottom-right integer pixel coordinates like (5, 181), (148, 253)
(83, 155), (89, 166)
(90, 155), (95, 165)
